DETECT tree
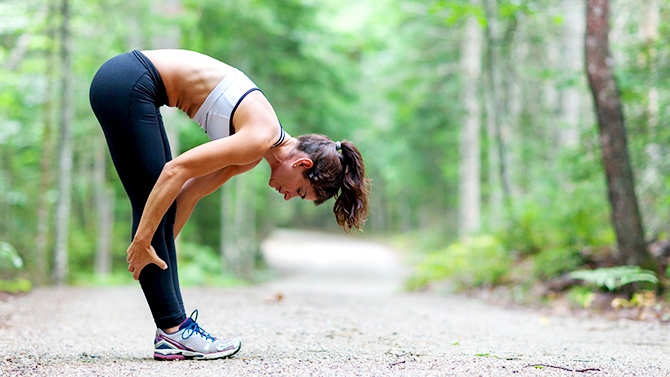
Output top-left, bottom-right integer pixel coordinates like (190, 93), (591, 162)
(584, 0), (651, 267)
(54, 0), (74, 284)
(483, 0), (512, 218)
(639, 0), (662, 233)
(558, 0), (585, 149)
(35, 0), (58, 285)
(93, 138), (113, 277)
(459, 6), (483, 235)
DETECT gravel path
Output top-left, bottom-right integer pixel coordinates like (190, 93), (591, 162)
(1, 230), (669, 376)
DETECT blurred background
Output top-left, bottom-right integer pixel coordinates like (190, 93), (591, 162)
(1, 0), (669, 307)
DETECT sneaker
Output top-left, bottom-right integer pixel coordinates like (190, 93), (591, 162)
(153, 310), (241, 360)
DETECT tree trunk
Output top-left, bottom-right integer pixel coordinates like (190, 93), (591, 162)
(221, 181), (237, 274)
(584, 0), (650, 267)
(53, 0), (74, 284)
(640, 0), (661, 234)
(559, 0), (584, 148)
(458, 11), (482, 235)
(151, 0), (182, 158)
(35, 0), (58, 285)
(221, 175), (255, 279)
(235, 174), (254, 278)
(233, 176), (248, 277)
(93, 138), (113, 277)
(483, 0), (512, 230)
(240, 174), (255, 278)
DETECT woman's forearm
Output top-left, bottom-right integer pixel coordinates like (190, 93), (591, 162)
(174, 194), (197, 238)
(172, 166), (238, 239)
(171, 162), (261, 238)
(133, 163), (189, 246)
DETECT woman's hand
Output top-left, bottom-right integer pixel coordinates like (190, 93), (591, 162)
(126, 241), (168, 280)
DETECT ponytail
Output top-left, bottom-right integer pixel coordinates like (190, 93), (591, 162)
(296, 135), (370, 232)
(333, 141), (370, 232)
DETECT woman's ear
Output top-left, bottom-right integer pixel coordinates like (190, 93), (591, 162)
(292, 157), (313, 169)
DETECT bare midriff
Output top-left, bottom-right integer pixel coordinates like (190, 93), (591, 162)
(141, 49), (235, 119)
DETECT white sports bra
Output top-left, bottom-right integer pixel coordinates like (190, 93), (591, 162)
(192, 68), (259, 140)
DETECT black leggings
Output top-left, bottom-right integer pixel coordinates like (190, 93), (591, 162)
(89, 50), (186, 329)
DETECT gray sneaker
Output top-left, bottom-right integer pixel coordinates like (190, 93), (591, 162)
(153, 310), (241, 360)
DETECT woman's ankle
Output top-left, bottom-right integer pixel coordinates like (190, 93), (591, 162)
(163, 325), (180, 334)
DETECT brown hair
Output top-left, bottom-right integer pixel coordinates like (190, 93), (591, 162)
(296, 134), (370, 232)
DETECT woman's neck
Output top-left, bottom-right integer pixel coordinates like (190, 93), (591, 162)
(263, 136), (298, 169)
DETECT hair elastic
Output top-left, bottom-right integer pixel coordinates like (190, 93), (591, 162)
(335, 141), (341, 151)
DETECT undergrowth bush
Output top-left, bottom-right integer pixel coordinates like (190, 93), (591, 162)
(406, 235), (512, 291)
(499, 178), (614, 257)
(0, 241), (31, 293)
(532, 247), (583, 280)
(178, 242), (247, 287)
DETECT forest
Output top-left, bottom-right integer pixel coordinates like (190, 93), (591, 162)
(0, 0), (669, 310)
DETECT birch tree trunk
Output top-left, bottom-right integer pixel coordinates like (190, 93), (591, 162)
(35, 0), (58, 285)
(585, 0), (651, 267)
(221, 182), (237, 274)
(218, 43), (258, 278)
(221, 175), (255, 278)
(483, 0), (511, 229)
(93, 138), (113, 276)
(458, 11), (482, 235)
(640, 0), (661, 233)
(559, 0), (585, 148)
(152, 0), (181, 158)
(53, 0), (73, 284)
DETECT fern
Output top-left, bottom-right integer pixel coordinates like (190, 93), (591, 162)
(568, 266), (658, 291)
(0, 242), (23, 270)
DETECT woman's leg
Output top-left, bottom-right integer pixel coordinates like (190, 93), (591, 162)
(156, 109), (185, 316)
(89, 52), (185, 329)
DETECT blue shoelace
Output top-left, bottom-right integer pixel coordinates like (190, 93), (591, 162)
(181, 310), (216, 341)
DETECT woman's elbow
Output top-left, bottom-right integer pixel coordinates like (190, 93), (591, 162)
(163, 160), (185, 179)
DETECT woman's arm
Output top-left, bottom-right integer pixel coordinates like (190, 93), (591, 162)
(174, 161), (261, 238)
(126, 123), (273, 280)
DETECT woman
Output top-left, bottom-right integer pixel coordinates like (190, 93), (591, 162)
(89, 49), (369, 360)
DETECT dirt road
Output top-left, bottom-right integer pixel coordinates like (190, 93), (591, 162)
(1, 229), (668, 376)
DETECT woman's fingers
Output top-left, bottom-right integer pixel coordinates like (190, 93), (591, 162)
(153, 255), (168, 270)
(125, 248), (168, 280)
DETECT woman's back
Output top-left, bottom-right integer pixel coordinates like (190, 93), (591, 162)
(142, 49), (235, 118)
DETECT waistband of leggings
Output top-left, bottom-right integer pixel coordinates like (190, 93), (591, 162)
(131, 50), (169, 107)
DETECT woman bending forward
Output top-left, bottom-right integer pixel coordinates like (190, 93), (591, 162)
(89, 49), (369, 360)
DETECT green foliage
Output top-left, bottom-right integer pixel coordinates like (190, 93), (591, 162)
(0, 242), (23, 270)
(406, 235), (512, 291)
(532, 247), (583, 280)
(177, 242), (247, 287)
(0, 278), (32, 293)
(568, 266), (659, 292)
(1, 0), (670, 291)
(68, 227), (97, 275)
(0, 240), (30, 293)
(566, 286), (596, 308)
(498, 136), (615, 260)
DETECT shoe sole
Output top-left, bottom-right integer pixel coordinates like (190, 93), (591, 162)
(154, 342), (242, 361)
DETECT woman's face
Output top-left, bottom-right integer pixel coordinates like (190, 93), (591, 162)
(268, 157), (317, 201)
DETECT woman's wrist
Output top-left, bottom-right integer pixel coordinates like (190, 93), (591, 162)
(131, 233), (152, 248)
